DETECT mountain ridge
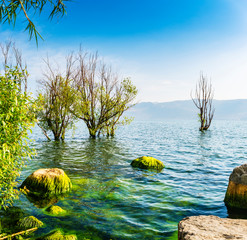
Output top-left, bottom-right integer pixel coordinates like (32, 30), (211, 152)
(126, 99), (247, 121)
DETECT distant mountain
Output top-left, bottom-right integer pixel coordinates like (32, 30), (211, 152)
(125, 99), (247, 121)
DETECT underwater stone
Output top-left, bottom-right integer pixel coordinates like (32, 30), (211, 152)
(20, 168), (72, 196)
(45, 205), (66, 215)
(178, 215), (247, 240)
(224, 164), (247, 209)
(36, 229), (77, 240)
(131, 156), (164, 170)
(25, 193), (64, 209)
(18, 216), (43, 229)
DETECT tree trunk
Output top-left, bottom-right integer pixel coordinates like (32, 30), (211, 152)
(89, 128), (97, 138)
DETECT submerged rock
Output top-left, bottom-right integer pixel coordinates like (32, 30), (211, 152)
(20, 168), (72, 196)
(25, 193), (64, 209)
(45, 205), (66, 215)
(224, 164), (247, 209)
(178, 215), (247, 240)
(36, 229), (77, 240)
(18, 216), (43, 229)
(131, 156), (164, 170)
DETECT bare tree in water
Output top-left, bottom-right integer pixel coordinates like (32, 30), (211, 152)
(191, 73), (215, 131)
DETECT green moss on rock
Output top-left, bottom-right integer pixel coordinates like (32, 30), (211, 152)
(25, 193), (64, 209)
(18, 216), (43, 229)
(20, 168), (72, 196)
(45, 205), (66, 215)
(131, 156), (164, 170)
(36, 229), (77, 240)
(224, 191), (247, 209)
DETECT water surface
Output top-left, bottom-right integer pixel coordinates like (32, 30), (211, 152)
(3, 120), (247, 239)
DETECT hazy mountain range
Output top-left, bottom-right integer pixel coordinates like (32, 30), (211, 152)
(126, 99), (247, 121)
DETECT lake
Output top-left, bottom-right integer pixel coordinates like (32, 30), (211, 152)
(2, 120), (247, 239)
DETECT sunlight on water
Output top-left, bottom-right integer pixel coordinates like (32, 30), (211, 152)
(2, 120), (247, 239)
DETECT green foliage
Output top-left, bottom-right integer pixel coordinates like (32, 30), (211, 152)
(131, 156), (165, 170)
(37, 75), (76, 140)
(102, 78), (137, 137)
(0, 66), (36, 209)
(0, 0), (69, 43)
(71, 74), (138, 138)
(37, 51), (138, 139)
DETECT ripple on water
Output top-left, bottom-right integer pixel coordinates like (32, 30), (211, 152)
(5, 120), (247, 239)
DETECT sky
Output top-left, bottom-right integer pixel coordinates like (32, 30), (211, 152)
(1, 0), (247, 102)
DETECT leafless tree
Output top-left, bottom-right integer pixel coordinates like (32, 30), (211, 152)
(191, 73), (215, 131)
(0, 41), (28, 92)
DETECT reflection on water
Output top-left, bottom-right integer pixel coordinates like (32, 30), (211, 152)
(2, 120), (247, 239)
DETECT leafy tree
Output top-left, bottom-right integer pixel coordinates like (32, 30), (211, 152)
(37, 58), (76, 140)
(0, 0), (69, 42)
(191, 73), (215, 131)
(70, 53), (138, 138)
(37, 51), (138, 139)
(0, 66), (36, 208)
(102, 79), (136, 137)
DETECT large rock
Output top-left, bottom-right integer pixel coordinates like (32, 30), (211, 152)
(20, 168), (72, 196)
(178, 215), (247, 240)
(224, 164), (247, 209)
(131, 156), (164, 170)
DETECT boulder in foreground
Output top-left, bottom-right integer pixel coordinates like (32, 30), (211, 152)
(224, 164), (247, 209)
(178, 215), (247, 240)
(131, 156), (164, 170)
(20, 168), (72, 196)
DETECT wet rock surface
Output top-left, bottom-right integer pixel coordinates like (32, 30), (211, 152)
(225, 164), (247, 209)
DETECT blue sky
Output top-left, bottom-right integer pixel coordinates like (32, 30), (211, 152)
(1, 0), (247, 102)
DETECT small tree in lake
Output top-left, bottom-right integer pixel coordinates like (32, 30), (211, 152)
(70, 52), (138, 138)
(37, 57), (76, 141)
(191, 73), (215, 131)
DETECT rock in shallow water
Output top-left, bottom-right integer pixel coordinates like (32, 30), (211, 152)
(20, 168), (72, 196)
(224, 164), (247, 209)
(18, 216), (43, 229)
(45, 205), (66, 215)
(178, 215), (247, 240)
(131, 156), (164, 170)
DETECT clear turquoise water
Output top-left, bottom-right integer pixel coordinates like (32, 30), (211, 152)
(3, 120), (247, 239)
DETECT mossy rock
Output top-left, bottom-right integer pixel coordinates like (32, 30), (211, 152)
(36, 229), (77, 240)
(45, 205), (66, 215)
(131, 156), (164, 170)
(18, 216), (43, 229)
(224, 164), (247, 209)
(20, 168), (72, 196)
